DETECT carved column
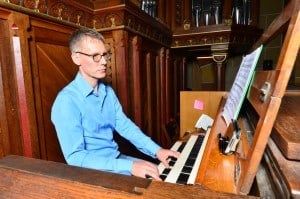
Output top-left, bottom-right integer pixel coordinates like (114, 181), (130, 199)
(165, 48), (171, 120)
(132, 36), (142, 127)
(159, 47), (166, 125)
(211, 44), (228, 91)
(112, 30), (129, 114)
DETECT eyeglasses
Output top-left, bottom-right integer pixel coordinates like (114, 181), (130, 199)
(75, 51), (111, 62)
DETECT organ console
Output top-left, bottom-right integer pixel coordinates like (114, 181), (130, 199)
(0, 0), (299, 198)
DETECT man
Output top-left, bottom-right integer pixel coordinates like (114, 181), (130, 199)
(51, 28), (180, 180)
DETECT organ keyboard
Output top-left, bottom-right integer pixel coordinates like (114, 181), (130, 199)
(158, 127), (211, 185)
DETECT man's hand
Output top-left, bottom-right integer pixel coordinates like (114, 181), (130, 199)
(156, 148), (180, 168)
(131, 161), (162, 181)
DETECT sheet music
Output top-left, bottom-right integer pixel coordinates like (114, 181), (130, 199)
(222, 45), (263, 126)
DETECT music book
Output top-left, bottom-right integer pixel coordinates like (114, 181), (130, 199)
(222, 45), (263, 126)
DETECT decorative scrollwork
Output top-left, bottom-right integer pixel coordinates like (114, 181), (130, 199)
(49, 2), (69, 21)
(125, 15), (136, 29)
(70, 9), (85, 26)
(104, 13), (123, 28)
(23, 0), (47, 13)
(34, 0), (40, 12)
(86, 14), (103, 29)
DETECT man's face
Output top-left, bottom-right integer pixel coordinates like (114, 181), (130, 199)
(73, 36), (108, 84)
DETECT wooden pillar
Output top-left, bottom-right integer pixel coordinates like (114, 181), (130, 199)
(155, 53), (161, 142)
(132, 36), (142, 127)
(212, 44), (228, 91)
(159, 47), (166, 124)
(182, 57), (187, 90)
(0, 10), (40, 159)
(145, 52), (153, 137)
(165, 48), (171, 121)
(112, 30), (129, 114)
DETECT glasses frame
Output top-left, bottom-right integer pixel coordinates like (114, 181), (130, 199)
(75, 51), (111, 62)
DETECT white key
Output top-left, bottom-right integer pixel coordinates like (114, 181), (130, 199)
(186, 128), (211, 184)
(158, 141), (182, 174)
(164, 135), (198, 183)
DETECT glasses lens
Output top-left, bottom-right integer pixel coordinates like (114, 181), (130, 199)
(93, 54), (101, 62)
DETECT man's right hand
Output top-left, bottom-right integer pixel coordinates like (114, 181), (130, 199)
(131, 161), (162, 181)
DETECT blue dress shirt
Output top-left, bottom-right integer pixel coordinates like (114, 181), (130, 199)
(51, 73), (161, 175)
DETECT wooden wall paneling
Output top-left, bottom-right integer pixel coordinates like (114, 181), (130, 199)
(145, 52), (153, 138)
(112, 30), (130, 115)
(34, 41), (73, 162)
(154, 53), (161, 143)
(131, 35), (142, 127)
(126, 34), (136, 123)
(28, 28), (47, 161)
(172, 59), (179, 118)
(29, 20), (77, 162)
(159, 47), (166, 126)
(0, 19), (11, 158)
(171, 58), (182, 118)
(181, 57), (187, 90)
(165, 48), (171, 121)
(159, 47), (174, 147)
(33, 27), (78, 162)
(5, 11), (40, 158)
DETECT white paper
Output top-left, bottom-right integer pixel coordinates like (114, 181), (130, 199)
(222, 45), (263, 126)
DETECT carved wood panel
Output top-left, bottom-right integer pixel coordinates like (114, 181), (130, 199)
(30, 25), (77, 162)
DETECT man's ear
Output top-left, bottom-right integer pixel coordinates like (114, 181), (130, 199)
(71, 52), (81, 66)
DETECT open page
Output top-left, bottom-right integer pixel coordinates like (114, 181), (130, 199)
(222, 45), (263, 126)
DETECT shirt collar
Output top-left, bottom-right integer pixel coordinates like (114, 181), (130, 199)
(75, 72), (107, 97)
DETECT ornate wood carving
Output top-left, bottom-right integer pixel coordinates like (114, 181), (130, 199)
(0, 0), (172, 47)
(48, 2), (69, 20)
(172, 25), (261, 54)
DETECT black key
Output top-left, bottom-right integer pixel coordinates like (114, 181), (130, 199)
(160, 174), (167, 181)
(185, 158), (196, 167)
(169, 160), (176, 167)
(181, 166), (192, 174)
(189, 151), (198, 159)
(177, 143), (186, 152)
(176, 173), (190, 184)
(162, 168), (171, 175)
(170, 157), (177, 161)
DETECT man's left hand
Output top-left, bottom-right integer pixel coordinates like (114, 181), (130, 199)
(156, 148), (180, 168)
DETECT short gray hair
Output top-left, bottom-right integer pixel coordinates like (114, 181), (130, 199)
(69, 28), (105, 52)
